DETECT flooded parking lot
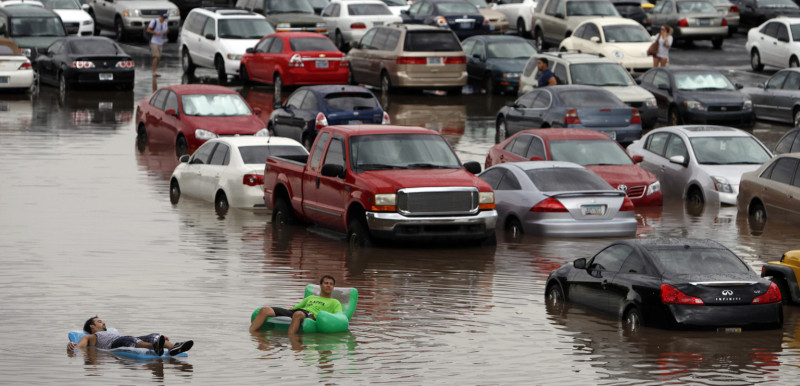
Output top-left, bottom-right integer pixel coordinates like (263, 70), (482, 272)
(3, 35), (800, 384)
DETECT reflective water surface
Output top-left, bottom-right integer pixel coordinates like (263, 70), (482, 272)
(3, 42), (800, 384)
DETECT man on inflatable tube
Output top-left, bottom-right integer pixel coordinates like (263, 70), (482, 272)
(67, 316), (193, 356)
(250, 275), (343, 334)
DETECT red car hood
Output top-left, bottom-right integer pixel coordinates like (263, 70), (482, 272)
(183, 115), (265, 135)
(586, 164), (657, 189)
(360, 168), (489, 192)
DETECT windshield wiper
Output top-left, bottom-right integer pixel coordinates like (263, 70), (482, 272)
(406, 163), (453, 169)
(358, 163), (400, 171)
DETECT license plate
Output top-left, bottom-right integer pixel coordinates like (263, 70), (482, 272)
(99, 102), (113, 110)
(348, 120), (362, 124)
(99, 73), (113, 81)
(0, 76), (8, 84)
(717, 327), (742, 333)
(316, 60), (328, 69)
(699, 19), (710, 26)
(582, 205), (606, 216)
(374, 21), (383, 26)
(459, 22), (472, 29)
(604, 131), (616, 140)
(427, 57), (442, 65)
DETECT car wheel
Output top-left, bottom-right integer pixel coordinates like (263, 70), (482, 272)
(182, 48), (195, 74)
(483, 72), (494, 95)
(687, 187), (704, 206)
(545, 283), (566, 314)
(496, 116), (508, 144)
(89, 11), (100, 35)
(215, 55), (227, 82)
(114, 17), (125, 41)
(750, 49), (764, 72)
(169, 179), (181, 204)
(137, 123), (148, 144)
(794, 109), (800, 127)
(272, 196), (297, 225)
(749, 200), (766, 223)
(770, 277), (791, 304)
(516, 18), (527, 38)
(791, 56), (800, 68)
(347, 217), (373, 247)
(506, 217), (523, 240)
(623, 307), (641, 332)
(175, 135), (188, 157)
(668, 107), (681, 126)
(58, 71), (68, 95)
(534, 28), (545, 52)
(273, 73), (282, 96)
(240, 65), (250, 85)
(215, 191), (229, 216)
(380, 71), (392, 94)
(334, 30), (345, 51)
(711, 36), (723, 49)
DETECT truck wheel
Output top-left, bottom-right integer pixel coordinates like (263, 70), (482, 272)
(272, 196), (296, 225)
(348, 218), (372, 247)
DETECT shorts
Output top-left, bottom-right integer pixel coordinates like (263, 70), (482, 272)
(273, 307), (310, 318)
(110, 333), (160, 349)
(150, 44), (163, 58)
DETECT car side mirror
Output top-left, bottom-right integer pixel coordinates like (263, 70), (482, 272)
(400, 9), (408, 15)
(463, 161), (482, 174)
(165, 108), (178, 117)
(669, 155), (688, 167)
(757, 82), (766, 89)
(590, 36), (600, 43)
(505, 101), (518, 108)
(635, 78), (642, 85)
(321, 163), (345, 178)
(735, 83), (743, 89)
(246, 47), (255, 54)
(631, 155), (643, 163)
(252, 107), (262, 115)
(555, 12), (564, 18)
(205, 33), (216, 40)
(573, 258), (586, 269)
(657, 83), (670, 91)
(179, 154), (190, 163)
(81, 4), (90, 11)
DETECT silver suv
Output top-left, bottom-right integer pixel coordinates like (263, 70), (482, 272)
(87, 0), (180, 42)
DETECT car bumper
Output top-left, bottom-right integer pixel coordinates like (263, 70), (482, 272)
(565, 124), (642, 144)
(452, 27), (490, 40)
(230, 185), (267, 209)
(366, 210), (497, 239)
(68, 69), (134, 85)
(523, 216), (638, 237)
(394, 71), (468, 88)
(283, 68), (349, 85)
(275, 26), (328, 36)
(0, 70), (34, 88)
(666, 302), (782, 329)
(675, 26), (727, 39)
(682, 109), (754, 128)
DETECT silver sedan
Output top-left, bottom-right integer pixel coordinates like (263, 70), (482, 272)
(478, 161), (638, 237)
(648, 0), (727, 48)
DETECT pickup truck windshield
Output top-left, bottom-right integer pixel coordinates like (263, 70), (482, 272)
(349, 133), (462, 172)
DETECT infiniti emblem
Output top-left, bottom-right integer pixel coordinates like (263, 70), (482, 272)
(721, 107), (727, 111)
(722, 290), (733, 295)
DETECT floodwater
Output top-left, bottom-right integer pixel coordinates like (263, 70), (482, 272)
(3, 39), (800, 384)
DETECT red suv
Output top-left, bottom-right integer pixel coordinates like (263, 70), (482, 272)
(135, 85), (268, 156)
(485, 128), (662, 206)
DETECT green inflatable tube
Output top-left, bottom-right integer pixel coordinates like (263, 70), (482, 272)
(251, 285), (358, 333)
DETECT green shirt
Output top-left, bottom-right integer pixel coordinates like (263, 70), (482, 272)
(292, 295), (343, 316)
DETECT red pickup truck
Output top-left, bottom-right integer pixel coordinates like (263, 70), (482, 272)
(263, 125), (498, 246)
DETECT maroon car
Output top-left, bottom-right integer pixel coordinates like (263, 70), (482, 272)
(485, 128), (663, 206)
(135, 85), (268, 156)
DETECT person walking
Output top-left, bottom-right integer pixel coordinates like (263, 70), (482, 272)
(653, 25), (673, 67)
(147, 12), (169, 77)
(537, 58), (557, 87)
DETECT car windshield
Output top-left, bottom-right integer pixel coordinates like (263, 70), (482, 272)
(290, 37), (338, 51)
(324, 92), (380, 111)
(381, 0), (406, 5)
(526, 168), (612, 191)
(674, 72), (734, 90)
(404, 31), (462, 52)
(39, 0), (81, 9)
(68, 39), (119, 54)
(792, 24), (800, 40)
(436, 2), (480, 14)
(689, 136), (772, 165)
(570, 63), (633, 86)
(676, 0), (717, 13)
(464, 0), (490, 9)
(349, 133), (461, 172)
(10, 17), (65, 37)
(239, 145), (307, 164)
(602, 25), (650, 43)
(181, 94), (252, 116)
(550, 140), (633, 165)
(487, 41), (536, 59)
(756, 0), (797, 7)
(566, 1), (620, 16)
(348, 3), (393, 15)
(219, 19), (275, 39)
(266, 0), (314, 13)
(650, 248), (750, 274)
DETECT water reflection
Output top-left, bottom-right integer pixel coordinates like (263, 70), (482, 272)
(0, 93), (33, 131)
(135, 141), (180, 182)
(67, 348), (194, 382)
(34, 87), (134, 130)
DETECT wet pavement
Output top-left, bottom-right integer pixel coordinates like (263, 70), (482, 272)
(2, 33), (800, 384)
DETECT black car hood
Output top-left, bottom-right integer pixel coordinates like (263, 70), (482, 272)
(676, 89), (745, 104)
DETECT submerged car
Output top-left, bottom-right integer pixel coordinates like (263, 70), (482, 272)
(737, 152), (800, 224)
(478, 161), (638, 237)
(545, 238), (784, 330)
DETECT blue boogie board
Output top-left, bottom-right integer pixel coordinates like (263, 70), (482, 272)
(68, 329), (188, 359)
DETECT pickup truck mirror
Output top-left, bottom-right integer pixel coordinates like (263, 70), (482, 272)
(321, 163), (345, 178)
(573, 257), (586, 269)
(179, 155), (190, 163)
(463, 161), (482, 174)
(165, 108), (178, 117)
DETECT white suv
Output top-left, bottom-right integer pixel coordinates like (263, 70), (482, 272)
(180, 7), (274, 81)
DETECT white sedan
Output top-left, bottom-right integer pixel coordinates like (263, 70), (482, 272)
(322, 0), (402, 51)
(490, 0), (537, 37)
(747, 17), (800, 71)
(559, 17), (653, 75)
(0, 38), (34, 91)
(169, 136), (308, 213)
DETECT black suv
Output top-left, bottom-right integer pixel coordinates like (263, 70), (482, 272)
(0, 7), (66, 60)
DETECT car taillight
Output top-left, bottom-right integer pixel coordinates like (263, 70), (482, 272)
(721, 19), (728, 26)
(620, 196), (635, 211)
(340, 58), (349, 67)
(445, 56), (466, 64)
(289, 54), (304, 67)
(631, 108), (642, 124)
(315, 112), (328, 130)
(531, 197), (568, 212)
(564, 109), (581, 125)
(729, 5), (739, 13)
(71, 61), (95, 69)
(18, 62), (31, 70)
(661, 284), (704, 305)
(434, 16), (448, 27)
(116, 60), (135, 68)
(396, 57), (427, 65)
(381, 111), (390, 124)
(678, 19), (688, 27)
(243, 174), (264, 186)
(752, 282), (782, 304)
(350, 22), (366, 29)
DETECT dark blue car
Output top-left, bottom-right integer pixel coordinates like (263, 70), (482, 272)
(401, 0), (489, 40)
(269, 85), (389, 148)
(462, 35), (536, 95)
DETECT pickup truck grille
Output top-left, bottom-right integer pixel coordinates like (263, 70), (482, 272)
(396, 187), (479, 216)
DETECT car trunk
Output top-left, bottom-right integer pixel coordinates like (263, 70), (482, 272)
(576, 107), (633, 128)
(669, 279), (770, 305)
(548, 191), (626, 220)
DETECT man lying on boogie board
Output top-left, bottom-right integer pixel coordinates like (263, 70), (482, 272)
(67, 316), (193, 356)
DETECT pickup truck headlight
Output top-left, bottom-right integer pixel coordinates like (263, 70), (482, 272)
(195, 128), (217, 140)
(254, 128), (269, 137)
(646, 180), (660, 196)
(711, 176), (732, 193)
(479, 191), (495, 210)
(645, 97), (656, 108)
(170, 8), (179, 17)
(123, 9), (141, 17)
(372, 193), (396, 212)
(684, 100), (705, 111)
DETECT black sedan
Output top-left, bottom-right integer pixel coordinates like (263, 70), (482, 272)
(401, 0), (489, 40)
(269, 85), (389, 149)
(734, 0), (800, 30)
(545, 238), (784, 330)
(35, 36), (135, 93)
(637, 66), (755, 128)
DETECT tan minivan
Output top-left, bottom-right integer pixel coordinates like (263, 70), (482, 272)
(347, 24), (467, 94)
